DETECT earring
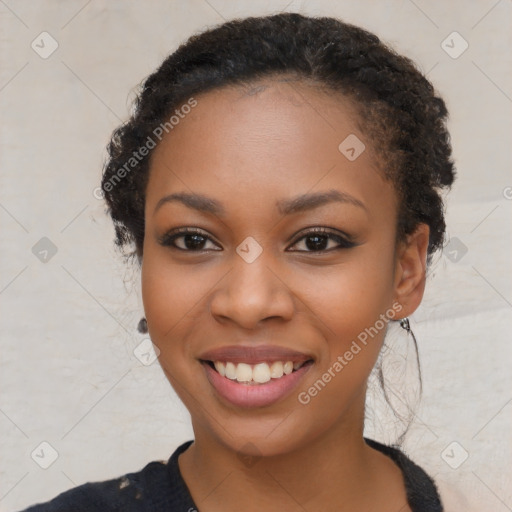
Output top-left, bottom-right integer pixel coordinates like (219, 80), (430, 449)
(137, 317), (148, 334)
(398, 316), (422, 395)
(399, 317), (411, 332)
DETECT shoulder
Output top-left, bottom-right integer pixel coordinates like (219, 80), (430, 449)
(17, 458), (172, 512)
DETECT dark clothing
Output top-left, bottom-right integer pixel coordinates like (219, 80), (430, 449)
(19, 438), (443, 511)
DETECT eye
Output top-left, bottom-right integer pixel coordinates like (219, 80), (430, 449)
(158, 226), (357, 253)
(158, 228), (221, 252)
(287, 227), (356, 253)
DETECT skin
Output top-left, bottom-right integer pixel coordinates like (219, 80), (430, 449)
(140, 78), (429, 512)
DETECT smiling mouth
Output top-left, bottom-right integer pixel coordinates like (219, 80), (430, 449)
(201, 359), (314, 385)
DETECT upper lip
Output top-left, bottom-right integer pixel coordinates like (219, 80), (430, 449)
(199, 345), (313, 364)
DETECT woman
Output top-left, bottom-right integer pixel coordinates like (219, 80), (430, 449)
(20, 12), (455, 511)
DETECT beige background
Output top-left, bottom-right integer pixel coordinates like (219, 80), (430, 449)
(1, 1), (511, 511)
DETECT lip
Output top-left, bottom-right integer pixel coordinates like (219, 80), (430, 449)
(202, 360), (313, 408)
(198, 345), (313, 364)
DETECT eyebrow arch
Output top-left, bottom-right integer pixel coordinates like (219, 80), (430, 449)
(276, 189), (367, 215)
(153, 189), (367, 217)
(154, 192), (225, 216)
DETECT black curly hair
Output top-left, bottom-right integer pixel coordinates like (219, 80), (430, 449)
(101, 12), (455, 264)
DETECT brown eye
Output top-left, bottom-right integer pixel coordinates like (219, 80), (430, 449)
(158, 228), (221, 252)
(288, 228), (356, 253)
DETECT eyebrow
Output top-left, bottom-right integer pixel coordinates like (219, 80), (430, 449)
(153, 189), (367, 216)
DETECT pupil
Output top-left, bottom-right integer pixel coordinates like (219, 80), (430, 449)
(185, 234), (205, 250)
(306, 235), (327, 251)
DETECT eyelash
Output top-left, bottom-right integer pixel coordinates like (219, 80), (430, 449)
(158, 227), (357, 253)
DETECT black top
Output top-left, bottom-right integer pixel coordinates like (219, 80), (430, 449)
(19, 438), (443, 511)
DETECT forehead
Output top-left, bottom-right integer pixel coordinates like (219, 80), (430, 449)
(146, 79), (396, 221)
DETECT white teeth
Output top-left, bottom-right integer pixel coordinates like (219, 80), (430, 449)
(269, 361), (284, 378)
(225, 362), (237, 380)
(253, 363), (271, 383)
(236, 363), (253, 382)
(214, 361), (226, 377)
(211, 360), (308, 384)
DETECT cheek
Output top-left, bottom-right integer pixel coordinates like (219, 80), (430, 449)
(294, 262), (395, 429)
(141, 247), (200, 353)
(305, 247), (395, 338)
(140, 249), (207, 407)
(301, 241), (397, 384)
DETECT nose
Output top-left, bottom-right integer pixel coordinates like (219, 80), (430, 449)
(209, 251), (295, 329)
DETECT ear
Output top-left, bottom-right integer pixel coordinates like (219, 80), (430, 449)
(393, 223), (430, 318)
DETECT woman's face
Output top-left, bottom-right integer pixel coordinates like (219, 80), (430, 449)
(141, 79), (427, 456)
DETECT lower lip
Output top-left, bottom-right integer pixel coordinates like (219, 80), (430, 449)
(202, 361), (313, 409)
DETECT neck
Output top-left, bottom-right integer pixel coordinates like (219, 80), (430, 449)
(178, 400), (409, 511)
